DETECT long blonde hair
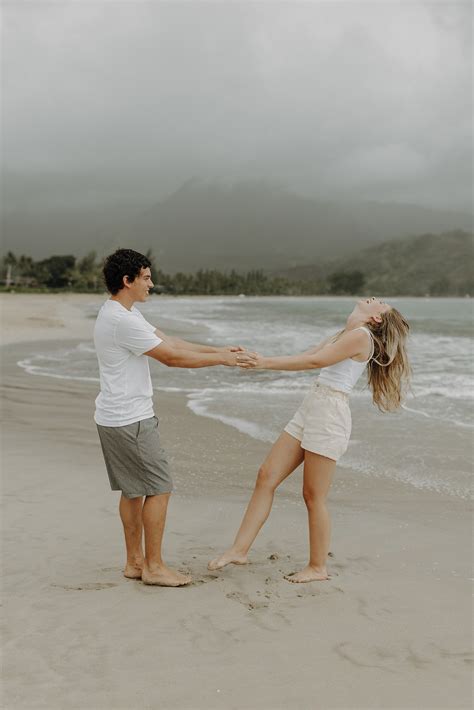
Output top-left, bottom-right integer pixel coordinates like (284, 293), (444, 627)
(333, 308), (411, 412)
(366, 308), (411, 412)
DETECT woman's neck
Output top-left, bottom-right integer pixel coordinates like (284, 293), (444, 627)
(345, 315), (370, 331)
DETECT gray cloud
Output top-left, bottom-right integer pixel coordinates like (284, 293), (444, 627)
(2, 0), (472, 210)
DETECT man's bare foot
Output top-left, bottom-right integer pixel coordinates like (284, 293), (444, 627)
(284, 565), (329, 583)
(141, 564), (192, 587)
(123, 563), (143, 580)
(124, 556), (144, 579)
(207, 550), (248, 571)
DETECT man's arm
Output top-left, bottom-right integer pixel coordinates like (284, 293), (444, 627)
(145, 341), (254, 368)
(153, 326), (243, 353)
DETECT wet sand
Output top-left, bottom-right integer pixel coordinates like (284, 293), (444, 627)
(1, 294), (472, 709)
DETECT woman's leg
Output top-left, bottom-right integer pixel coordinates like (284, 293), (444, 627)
(208, 432), (304, 570)
(285, 450), (336, 583)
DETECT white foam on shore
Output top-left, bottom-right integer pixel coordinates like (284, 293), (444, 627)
(76, 342), (96, 353)
(17, 358), (100, 382)
(401, 403), (473, 429)
(341, 455), (471, 500)
(186, 395), (275, 443)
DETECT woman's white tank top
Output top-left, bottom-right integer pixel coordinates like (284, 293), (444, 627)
(317, 326), (374, 394)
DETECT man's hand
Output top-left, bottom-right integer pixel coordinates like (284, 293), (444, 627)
(221, 345), (246, 353)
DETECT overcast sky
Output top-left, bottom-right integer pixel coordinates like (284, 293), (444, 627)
(3, 0), (473, 211)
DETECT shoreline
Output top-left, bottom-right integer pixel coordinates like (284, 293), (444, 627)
(1, 295), (472, 709)
(8, 337), (470, 506)
(1, 290), (472, 299)
(4, 338), (470, 512)
(12, 340), (472, 503)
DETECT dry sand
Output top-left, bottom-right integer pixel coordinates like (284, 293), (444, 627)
(1, 294), (472, 709)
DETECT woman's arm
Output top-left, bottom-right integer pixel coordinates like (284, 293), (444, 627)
(241, 329), (368, 372)
(301, 336), (331, 356)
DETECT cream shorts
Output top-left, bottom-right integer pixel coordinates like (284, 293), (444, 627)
(284, 382), (352, 461)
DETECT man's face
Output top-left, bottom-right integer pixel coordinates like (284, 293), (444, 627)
(126, 267), (154, 301)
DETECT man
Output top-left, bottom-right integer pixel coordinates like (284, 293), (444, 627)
(94, 248), (254, 586)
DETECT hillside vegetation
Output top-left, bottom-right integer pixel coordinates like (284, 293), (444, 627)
(275, 231), (473, 296)
(2, 231), (472, 297)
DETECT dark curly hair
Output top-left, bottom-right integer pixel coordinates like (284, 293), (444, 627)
(102, 249), (152, 295)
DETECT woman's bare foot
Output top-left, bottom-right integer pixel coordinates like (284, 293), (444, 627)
(207, 549), (248, 571)
(284, 564), (329, 583)
(141, 563), (192, 587)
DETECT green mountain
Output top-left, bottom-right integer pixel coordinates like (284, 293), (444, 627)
(275, 230), (474, 296)
(2, 181), (472, 271)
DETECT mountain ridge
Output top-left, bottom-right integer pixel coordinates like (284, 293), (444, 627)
(2, 181), (472, 271)
(273, 230), (473, 296)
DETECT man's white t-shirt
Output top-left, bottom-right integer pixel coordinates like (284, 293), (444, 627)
(94, 299), (163, 427)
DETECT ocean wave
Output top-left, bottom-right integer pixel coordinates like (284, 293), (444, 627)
(409, 386), (474, 401)
(76, 342), (96, 353)
(186, 396), (275, 443)
(17, 358), (99, 383)
(400, 403), (473, 429)
(340, 455), (471, 500)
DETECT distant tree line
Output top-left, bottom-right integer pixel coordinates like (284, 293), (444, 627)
(1, 251), (100, 290)
(0, 250), (367, 296)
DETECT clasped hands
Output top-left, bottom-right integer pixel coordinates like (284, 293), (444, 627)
(222, 345), (263, 369)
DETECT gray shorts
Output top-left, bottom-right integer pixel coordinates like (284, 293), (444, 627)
(96, 416), (173, 499)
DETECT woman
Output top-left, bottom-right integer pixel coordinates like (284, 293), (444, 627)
(209, 297), (411, 583)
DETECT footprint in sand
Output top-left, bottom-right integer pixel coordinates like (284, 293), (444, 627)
(189, 574), (220, 587)
(51, 582), (118, 591)
(333, 640), (469, 674)
(355, 595), (392, 621)
(334, 641), (400, 674)
(225, 590), (269, 611)
(178, 613), (241, 652)
(224, 590), (291, 630)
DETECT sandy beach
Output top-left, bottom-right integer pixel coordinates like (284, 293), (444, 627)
(1, 294), (472, 710)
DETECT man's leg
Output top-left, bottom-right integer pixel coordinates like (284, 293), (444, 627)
(119, 494), (145, 579)
(141, 493), (192, 586)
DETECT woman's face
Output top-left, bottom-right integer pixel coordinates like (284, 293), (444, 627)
(353, 297), (391, 324)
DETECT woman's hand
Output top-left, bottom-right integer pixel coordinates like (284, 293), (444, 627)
(222, 350), (258, 367)
(237, 352), (267, 369)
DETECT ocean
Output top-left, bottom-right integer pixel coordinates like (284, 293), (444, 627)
(18, 296), (473, 499)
